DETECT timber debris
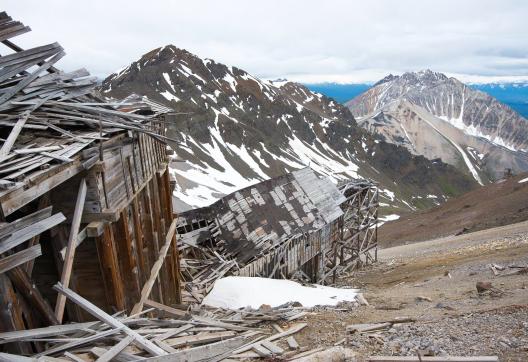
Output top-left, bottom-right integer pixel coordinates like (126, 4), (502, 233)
(176, 169), (379, 304)
(0, 11), (382, 361)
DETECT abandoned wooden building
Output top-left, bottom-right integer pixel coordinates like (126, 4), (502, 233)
(0, 12), (380, 359)
(0, 12), (182, 353)
(175, 167), (378, 304)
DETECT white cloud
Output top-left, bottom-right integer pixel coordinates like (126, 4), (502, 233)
(3, 0), (528, 83)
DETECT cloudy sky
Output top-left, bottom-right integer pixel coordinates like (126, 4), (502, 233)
(4, 0), (528, 83)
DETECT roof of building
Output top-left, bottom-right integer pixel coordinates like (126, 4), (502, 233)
(179, 167), (346, 263)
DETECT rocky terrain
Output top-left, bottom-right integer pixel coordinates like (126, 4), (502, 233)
(100, 47), (477, 214)
(293, 220), (528, 361)
(347, 70), (528, 183)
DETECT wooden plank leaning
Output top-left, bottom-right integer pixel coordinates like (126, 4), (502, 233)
(52, 282), (167, 356)
(131, 218), (178, 315)
(0, 212), (66, 255)
(54, 177), (87, 323)
(95, 335), (135, 362)
(0, 111), (30, 163)
(0, 244), (41, 273)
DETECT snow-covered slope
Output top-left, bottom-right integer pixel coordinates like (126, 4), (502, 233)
(100, 47), (476, 213)
(347, 70), (528, 182)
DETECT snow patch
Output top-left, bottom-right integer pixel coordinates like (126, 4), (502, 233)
(202, 276), (359, 309)
(160, 91), (179, 102)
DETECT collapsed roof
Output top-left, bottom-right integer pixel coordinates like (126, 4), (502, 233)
(0, 11), (173, 218)
(176, 168), (379, 304)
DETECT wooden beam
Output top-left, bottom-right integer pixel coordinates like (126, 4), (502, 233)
(95, 224), (126, 312)
(25, 194), (50, 275)
(95, 335), (135, 362)
(59, 226), (88, 260)
(6, 266), (58, 325)
(86, 221), (106, 237)
(0, 244), (42, 274)
(53, 282), (167, 356)
(141, 335), (251, 362)
(0, 352), (33, 362)
(0, 274), (31, 355)
(114, 210), (141, 308)
(144, 299), (186, 318)
(55, 177), (87, 323)
(0, 111), (29, 163)
(0, 321), (98, 344)
(232, 323), (307, 354)
(35, 327), (123, 357)
(130, 218), (177, 315)
(0, 212), (66, 255)
(0, 206), (52, 240)
(0, 160), (84, 217)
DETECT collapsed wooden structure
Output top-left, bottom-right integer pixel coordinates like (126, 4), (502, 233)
(0, 12), (182, 354)
(176, 168), (379, 304)
(0, 12), (380, 360)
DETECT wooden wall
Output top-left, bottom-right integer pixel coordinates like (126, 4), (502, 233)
(1, 127), (182, 346)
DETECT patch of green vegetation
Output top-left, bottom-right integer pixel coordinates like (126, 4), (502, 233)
(437, 176), (458, 196)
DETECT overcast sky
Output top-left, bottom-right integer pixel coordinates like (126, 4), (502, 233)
(4, 0), (528, 83)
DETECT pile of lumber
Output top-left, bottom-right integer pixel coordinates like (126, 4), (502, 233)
(178, 234), (239, 304)
(0, 283), (310, 361)
(0, 11), (174, 189)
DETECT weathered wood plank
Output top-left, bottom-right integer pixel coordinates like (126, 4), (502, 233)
(0, 212), (65, 254)
(55, 178), (87, 323)
(53, 282), (167, 356)
(0, 244), (41, 273)
(144, 299), (186, 318)
(95, 335), (135, 362)
(130, 218), (177, 315)
(367, 357), (499, 362)
(0, 111), (29, 163)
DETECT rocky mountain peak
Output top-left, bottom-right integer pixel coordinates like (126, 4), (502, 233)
(100, 49), (477, 214)
(347, 71), (528, 183)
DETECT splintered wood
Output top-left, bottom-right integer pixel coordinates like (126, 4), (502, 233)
(0, 283), (310, 361)
(0, 11), (174, 219)
(0, 11), (184, 358)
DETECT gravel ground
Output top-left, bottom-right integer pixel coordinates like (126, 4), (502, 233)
(291, 222), (528, 362)
(375, 306), (528, 360)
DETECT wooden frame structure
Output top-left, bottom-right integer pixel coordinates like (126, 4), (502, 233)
(0, 13), (181, 354)
(175, 171), (378, 303)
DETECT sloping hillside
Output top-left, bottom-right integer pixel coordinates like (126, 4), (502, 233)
(379, 173), (528, 247)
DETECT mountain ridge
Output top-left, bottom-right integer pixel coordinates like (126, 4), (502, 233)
(346, 70), (528, 183)
(100, 46), (477, 214)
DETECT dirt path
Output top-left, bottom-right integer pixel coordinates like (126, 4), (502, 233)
(289, 221), (528, 361)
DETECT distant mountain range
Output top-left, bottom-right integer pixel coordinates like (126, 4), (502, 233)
(346, 70), (528, 184)
(99, 47), (476, 214)
(306, 81), (528, 118)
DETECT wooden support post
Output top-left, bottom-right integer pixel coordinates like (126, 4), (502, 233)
(131, 219), (178, 315)
(25, 194), (50, 275)
(95, 224), (126, 312)
(0, 274), (31, 355)
(6, 267), (58, 325)
(53, 283), (167, 356)
(114, 209), (141, 307)
(131, 199), (147, 284)
(55, 178), (87, 323)
(143, 181), (163, 304)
